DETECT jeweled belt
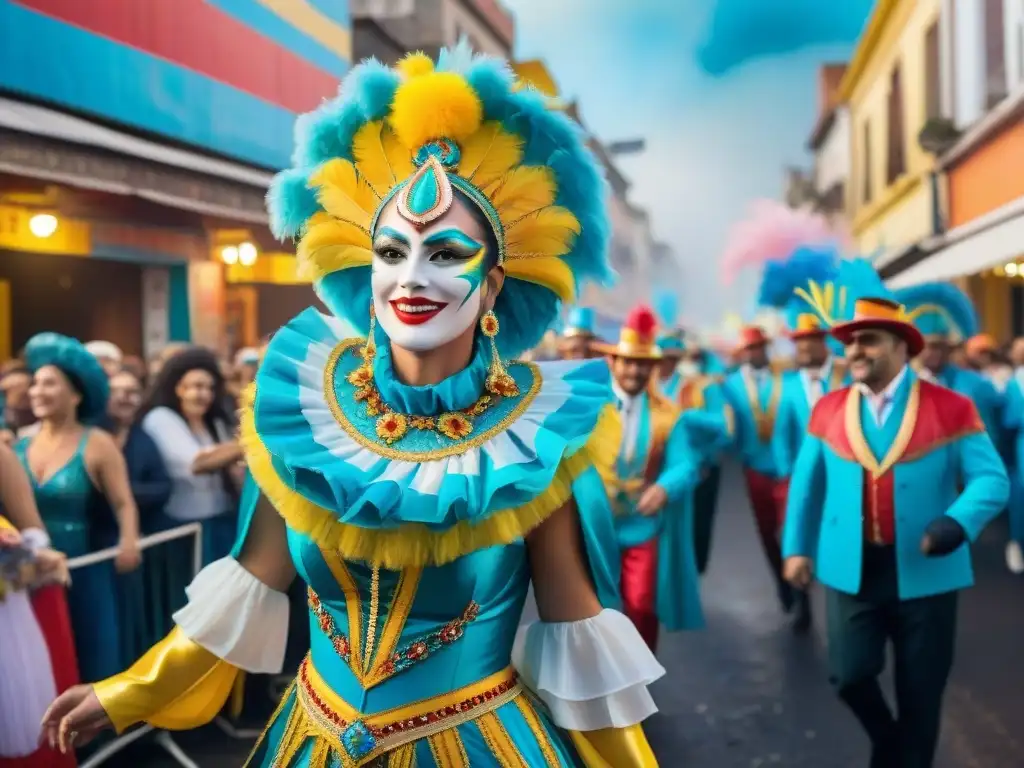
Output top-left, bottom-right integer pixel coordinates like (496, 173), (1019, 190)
(296, 655), (521, 765)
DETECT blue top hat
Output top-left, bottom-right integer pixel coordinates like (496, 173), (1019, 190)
(563, 306), (596, 337)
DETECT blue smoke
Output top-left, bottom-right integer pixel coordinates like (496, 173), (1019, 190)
(697, 0), (875, 76)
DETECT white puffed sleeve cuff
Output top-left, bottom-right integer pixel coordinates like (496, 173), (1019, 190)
(512, 609), (666, 731)
(20, 527), (51, 550)
(172, 557), (289, 674)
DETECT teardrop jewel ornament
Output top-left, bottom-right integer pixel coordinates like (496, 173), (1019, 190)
(397, 155), (454, 227)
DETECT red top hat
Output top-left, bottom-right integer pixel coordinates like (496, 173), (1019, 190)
(735, 325), (769, 351)
(829, 298), (925, 357)
(965, 333), (997, 357)
(787, 313), (828, 340)
(593, 304), (662, 359)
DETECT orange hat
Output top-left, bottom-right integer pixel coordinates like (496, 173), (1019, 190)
(786, 313), (828, 340)
(735, 325), (769, 351)
(829, 297), (925, 357)
(593, 304), (662, 359)
(964, 333), (997, 357)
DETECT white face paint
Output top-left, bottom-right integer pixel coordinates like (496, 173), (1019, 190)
(371, 201), (491, 352)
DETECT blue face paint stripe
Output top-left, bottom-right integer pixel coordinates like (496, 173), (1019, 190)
(374, 226), (410, 245)
(422, 229), (485, 251)
(455, 248), (487, 309)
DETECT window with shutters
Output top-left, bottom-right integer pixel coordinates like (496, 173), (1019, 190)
(862, 121), (873, 205)
(924, 21), (941, 119)
(985, 0), (1007, 107)
(886, 65), (906, 185)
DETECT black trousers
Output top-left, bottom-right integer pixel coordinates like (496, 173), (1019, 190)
(826, 545), (957, 768)
(693, 464), (721, 574)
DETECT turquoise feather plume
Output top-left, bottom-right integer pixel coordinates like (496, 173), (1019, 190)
(893, 282), (978, 339)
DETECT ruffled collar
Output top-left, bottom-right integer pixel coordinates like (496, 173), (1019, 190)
(371, 325), (489, 415)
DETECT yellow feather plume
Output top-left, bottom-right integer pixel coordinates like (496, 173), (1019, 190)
(389, 73), (483, 152)
(309, 159), (377, 229)
(456, 122), (523, 189)
(486, 166), (556, 222)
(352, 121), (415, 198)
(396, 51), (434, 79)
(296, 218), (372, 280)
(505, 206), (580, 259)
(504, 256), (576, 302)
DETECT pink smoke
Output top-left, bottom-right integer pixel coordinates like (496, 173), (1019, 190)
(719, 200), (848, 285)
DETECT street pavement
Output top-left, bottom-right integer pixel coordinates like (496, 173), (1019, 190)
(97, 462), (1023, 767)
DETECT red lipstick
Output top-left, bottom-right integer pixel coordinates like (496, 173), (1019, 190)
(389, 297), (448, 325)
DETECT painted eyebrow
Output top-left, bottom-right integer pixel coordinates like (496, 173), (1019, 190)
(374, 226), (410, 246)
(422, 228), (484, 250)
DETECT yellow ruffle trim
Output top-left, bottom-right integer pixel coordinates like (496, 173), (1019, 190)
(240, 386), (620, 569)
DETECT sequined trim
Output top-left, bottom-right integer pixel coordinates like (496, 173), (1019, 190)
(296, 657), (521, 766)
(309, 585), (480, 687)
(324, 339), (542, 461)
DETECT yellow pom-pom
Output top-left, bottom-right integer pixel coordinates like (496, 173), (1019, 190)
(389, 72), (483, 151)
(396, 51), (434, 79)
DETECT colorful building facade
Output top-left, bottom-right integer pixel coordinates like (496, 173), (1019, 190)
(0, 0), (351, 359)
(841, 0), (941, 269)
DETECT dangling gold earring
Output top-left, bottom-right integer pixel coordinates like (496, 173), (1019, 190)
(480, 310), (519, 398)
(362, 303), (377, 362)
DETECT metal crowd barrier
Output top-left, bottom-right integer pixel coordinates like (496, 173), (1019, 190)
(66, 522), (203, 768)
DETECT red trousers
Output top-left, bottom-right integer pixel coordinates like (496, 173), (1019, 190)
(620, 537), (659, 652)
(743, 469), (786, 580)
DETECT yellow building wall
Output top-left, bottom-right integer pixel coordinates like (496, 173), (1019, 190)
(843, 0), (939, 254)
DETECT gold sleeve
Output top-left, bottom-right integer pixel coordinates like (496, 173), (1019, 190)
(93, 627), (239, 734)
(568, 724), (659, 767)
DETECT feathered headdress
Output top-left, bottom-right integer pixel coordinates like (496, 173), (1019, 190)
(756, 245), (841, 351)
(267, 42), (612, 358)
(791, 257), (890, 327)
(892, 282), (978, 341)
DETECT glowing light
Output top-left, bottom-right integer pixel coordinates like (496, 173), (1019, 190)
(29, 213), (58, 238)
(221, 246), (239, 265)
(1006, 262), (1019, 277)
(238, 242), (258, 266)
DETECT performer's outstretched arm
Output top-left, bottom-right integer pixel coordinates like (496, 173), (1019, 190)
(42, 494), (294, 750)
(517, 502), (663, 767)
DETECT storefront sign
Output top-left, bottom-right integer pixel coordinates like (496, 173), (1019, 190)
(0, 203), (90, 256)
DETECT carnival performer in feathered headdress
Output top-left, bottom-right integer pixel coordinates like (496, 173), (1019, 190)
(651, 289), (686, 399)
(593, 305), (731, 650)
(754, 245), (849, 633)
(558, 305), (600, 360)
(782, 263), (1008, 766)
(44, 46), (682, 766)
(895, 282), (1024, 575)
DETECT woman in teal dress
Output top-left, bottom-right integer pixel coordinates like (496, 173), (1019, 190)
(16, 333), (141, 683)
(40, 46), (733, 766)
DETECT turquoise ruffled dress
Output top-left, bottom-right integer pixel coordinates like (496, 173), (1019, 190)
(240, 309), (624, 767)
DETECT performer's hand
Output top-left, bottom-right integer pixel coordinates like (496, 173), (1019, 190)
(921, 517), (966, 557)
(115, 537), (142, 573)
(0, 527), (22, 548)
(636, 484), (669, 516)
(783, 556), (813, 589)
(0, 428), (15, 446)
(40, 685), (111, 753)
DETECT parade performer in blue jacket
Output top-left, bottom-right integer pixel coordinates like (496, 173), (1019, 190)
(783, 263), (1008, 768)
(559, 306), (600, 360)
(721, 326), (790, 611)
(44, 46), (666, 766)
(594, 305), (730, 652)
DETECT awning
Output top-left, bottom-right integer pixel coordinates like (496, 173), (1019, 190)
(886, 198), (1024, 288)
(0, 97), (273, 223)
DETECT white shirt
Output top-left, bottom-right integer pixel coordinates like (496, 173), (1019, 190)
(142, 406), (232, 521)
(800, 357), (833, 406)
(857, 365), (909, 427)
(741, 363), (769, 387)
(612, 381), (642, 464)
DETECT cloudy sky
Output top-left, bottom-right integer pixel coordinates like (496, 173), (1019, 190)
(503, 0), (874, 328)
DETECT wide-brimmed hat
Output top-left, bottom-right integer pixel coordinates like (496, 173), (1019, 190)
(24, 333), (110, 424)
(829, 297), (925, 357)
(593, 304), (662, 360)
(656, 333), (685, 357)
(735, 325), (769, 352)
(562, 306), (596, 338)
(786, 313), (829, 340)
(964, 333), (997, 357)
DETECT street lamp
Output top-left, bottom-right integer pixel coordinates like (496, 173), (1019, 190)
(29, 213), (58, 238)
(917, 117), (961, 236)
